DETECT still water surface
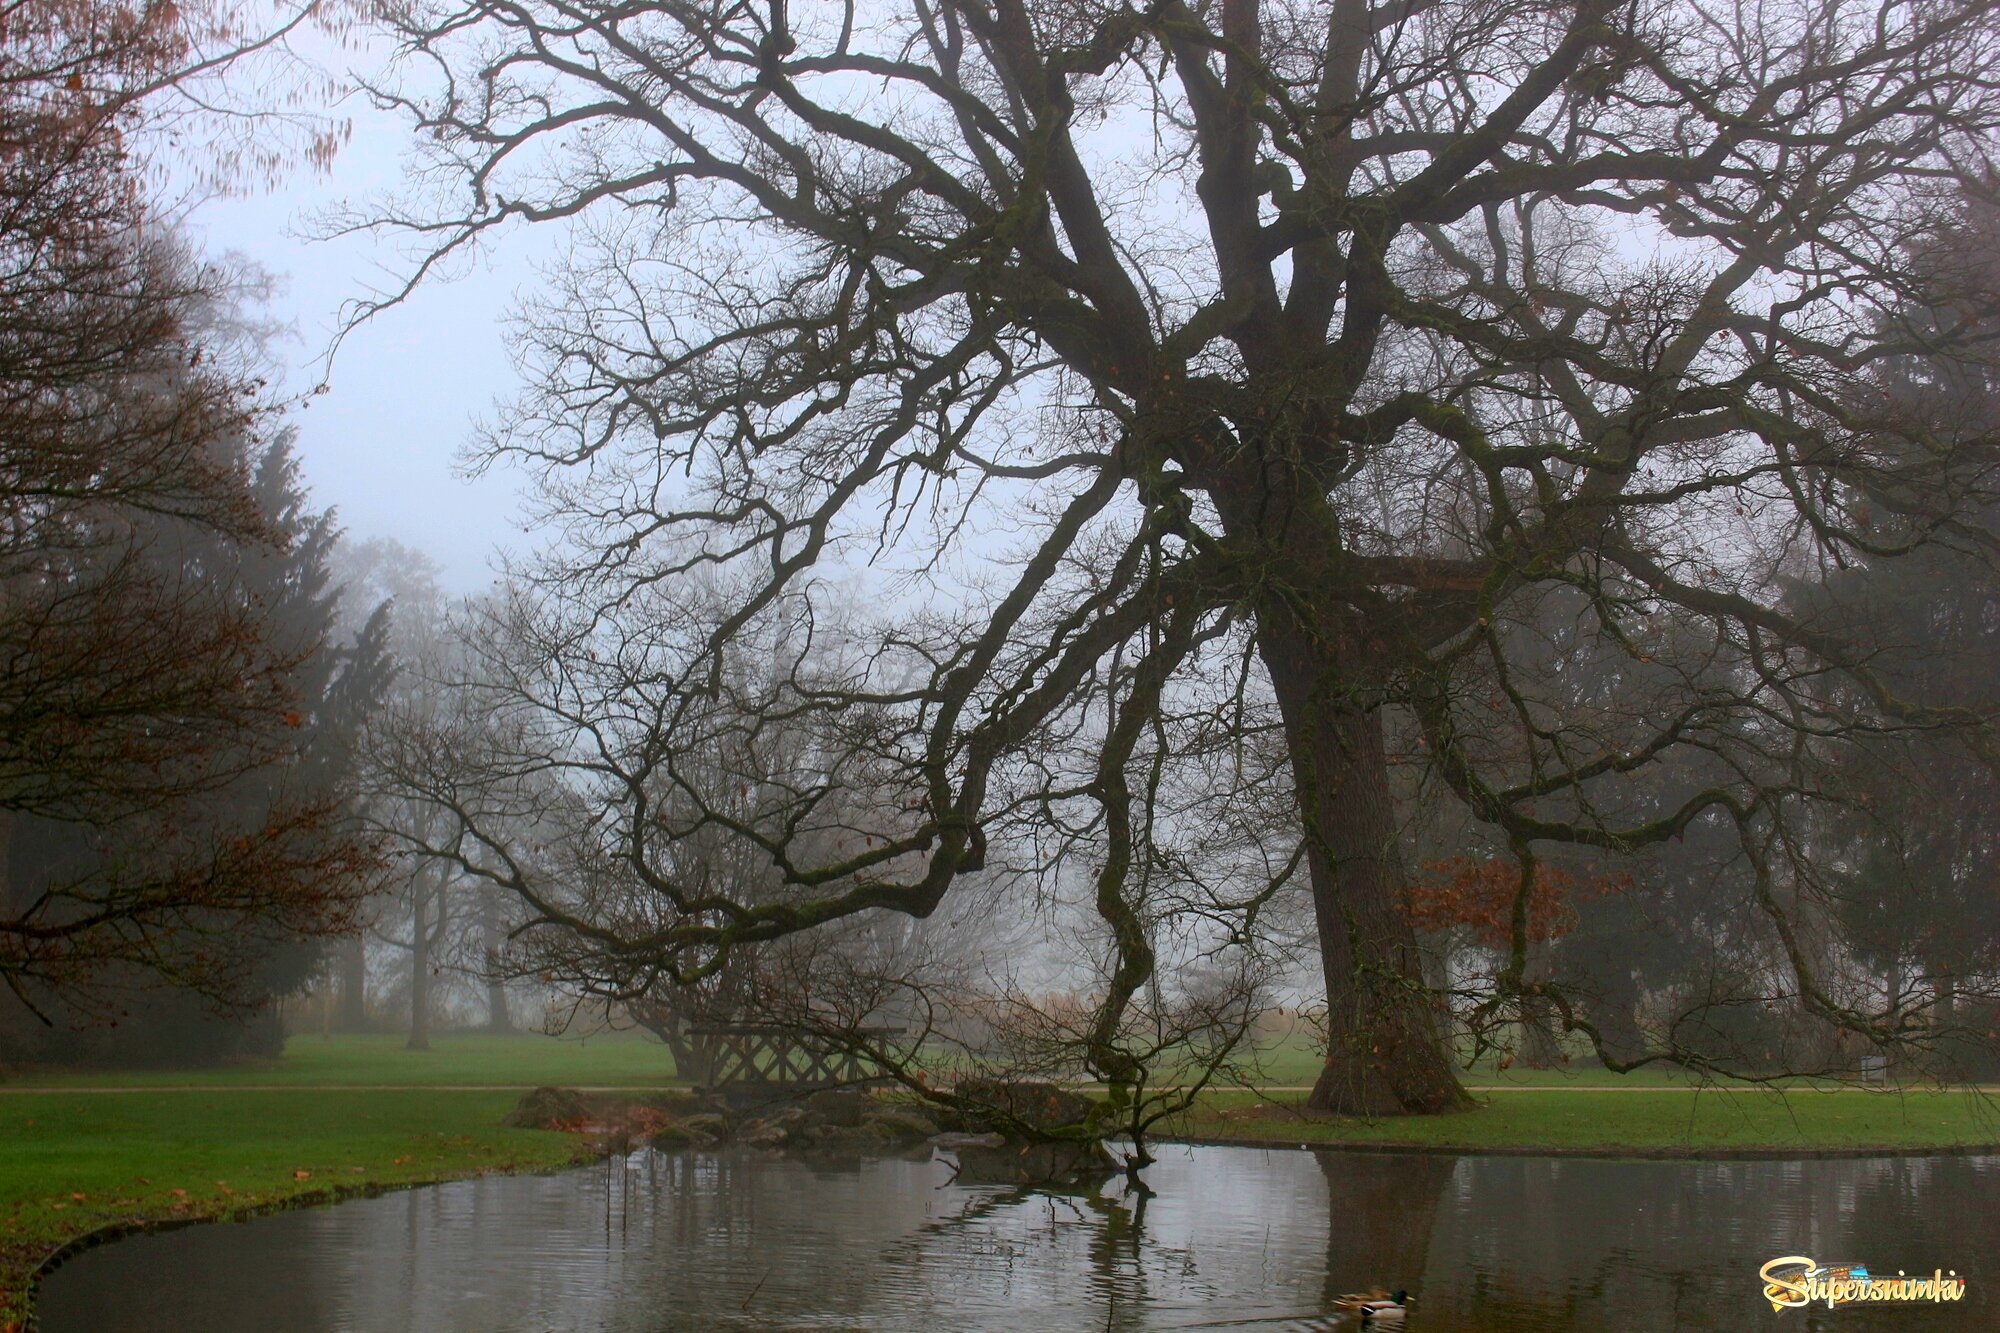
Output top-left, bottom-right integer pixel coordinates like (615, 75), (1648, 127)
(37, 1145), (1998, 1331)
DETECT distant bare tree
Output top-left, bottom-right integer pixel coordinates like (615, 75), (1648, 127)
(347, 560), (538, 1049)
(355, 0), (2000, 1113)
(328, 539), (457, 1031)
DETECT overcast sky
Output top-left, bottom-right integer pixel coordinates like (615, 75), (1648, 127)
(186, 92), (533, 594)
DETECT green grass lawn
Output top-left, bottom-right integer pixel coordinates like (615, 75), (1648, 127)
(1169, 1085), (2000, 1154)
(0, 1089), (587, 1330)
(3, 1029), (682, 1090)
(0, 1026), (1716, 1095)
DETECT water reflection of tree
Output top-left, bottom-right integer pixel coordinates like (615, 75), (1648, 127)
(1084, 1189), (1165, 1333)
(894, 1179), (1193, 1331)
(1319, 1152), (1460, 1313)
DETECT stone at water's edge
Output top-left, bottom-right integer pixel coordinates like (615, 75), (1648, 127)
(951, 1079), (1096, 1133)
(647, 1119), (717, 1149)
(500, 1086), (592, 1129)
(939, 1079), (1115, 1185)
(738, 1105), (812, 1147)
(676, 1112), (731, 1140)
(737, 1101), (943, 1153)
(863, 1107), (940, 1143)
(804, 1088), (866, 1126)
(502, 1084), (953, 1160)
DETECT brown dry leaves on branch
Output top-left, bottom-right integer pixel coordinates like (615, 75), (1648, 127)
(1402, 857), (1632, 949)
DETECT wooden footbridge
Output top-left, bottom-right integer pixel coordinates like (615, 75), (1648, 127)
(686, 1021), (904, 1105)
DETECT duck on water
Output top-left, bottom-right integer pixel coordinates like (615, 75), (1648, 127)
(1333, 1289), (1410, 1324)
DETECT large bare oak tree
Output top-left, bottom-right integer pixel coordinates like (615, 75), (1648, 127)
(357, 0), (2000, 1113)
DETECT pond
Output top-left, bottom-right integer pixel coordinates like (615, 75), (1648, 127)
(36, 1144), (1998, 1331)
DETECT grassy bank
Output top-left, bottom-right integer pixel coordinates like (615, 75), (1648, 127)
(1167, 1086), (2000, 1155)
(0, 1089), (588, 1330)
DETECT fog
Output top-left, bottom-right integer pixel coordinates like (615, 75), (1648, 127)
(185, 71), (534, 592)
(6, 3), (2000, 1327)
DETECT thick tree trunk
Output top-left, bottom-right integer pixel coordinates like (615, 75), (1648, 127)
(482, 971), (511, 1033)
(1520, 1013), (1564, 1068)
(0, 810), (13, 917)
(1584, 962), (1646, 1064)
(1520, 936), (1563, 1068)
(1933, 970), (1957, 1026)
(407, 879), (432, 1052)
(480, 893), (512, 1033)
(335, 936), (368, 1031)
(1261, 623), (1471, 1116)
(675, 1029), (716, 1087)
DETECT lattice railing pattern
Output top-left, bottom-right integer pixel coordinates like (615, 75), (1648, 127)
(686, 1022), (903, 1090)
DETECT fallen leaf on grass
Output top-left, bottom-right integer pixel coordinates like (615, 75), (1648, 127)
(292, 1170), (312, 1181)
